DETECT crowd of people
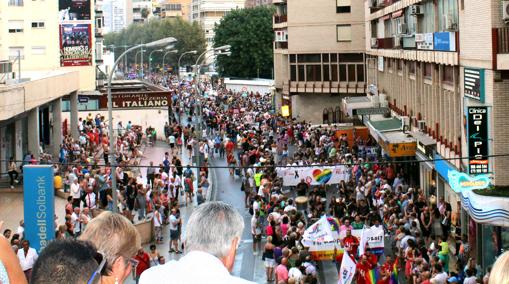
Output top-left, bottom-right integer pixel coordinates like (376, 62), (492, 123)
(1, 73), (509, 284)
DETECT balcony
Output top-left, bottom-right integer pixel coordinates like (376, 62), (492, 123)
(377, 37), (394, 49)
(272, 0), (286, 3)
(274, 41), (288, 49)
(495, 27), (509, 69)
(274, 15), (287, 24)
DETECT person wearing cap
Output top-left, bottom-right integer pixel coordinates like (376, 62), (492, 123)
(447, 275), (459, 284)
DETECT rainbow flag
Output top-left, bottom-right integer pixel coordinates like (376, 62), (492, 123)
(365, 268), (379, 284)
(389, 258), (399, 284)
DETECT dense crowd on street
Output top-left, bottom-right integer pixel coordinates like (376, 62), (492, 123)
(1, 73), (509, 284)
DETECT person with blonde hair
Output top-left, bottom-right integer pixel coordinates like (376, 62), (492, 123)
(80, 211), (141, 284)
(489, 251), (509, 284)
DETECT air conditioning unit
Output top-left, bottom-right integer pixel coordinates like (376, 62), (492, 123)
(401, 116), (411, 128)
(418, 120), (426, 132)
(371, 38), (378, 48)
(415, 33), (425, 42)
(394, 36), (401, 48)
(443, 14), (458, 31)
(410, 5), (423, 15)
(397, 22), (408, 35)
(503, 1), (509, 23)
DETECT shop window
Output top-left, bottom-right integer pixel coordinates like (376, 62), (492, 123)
(408, 61), (416, 75)
(323, 109), (330, 124)
(442, 65), (454, 84)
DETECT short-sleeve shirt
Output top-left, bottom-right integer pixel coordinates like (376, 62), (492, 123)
(169, 214), (178, 231)
(275, 264), (288, 282)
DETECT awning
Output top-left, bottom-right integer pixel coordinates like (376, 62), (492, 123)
(378, 131), (417, 158)
(368, 117), (402, 132)
(342, 96), (372, 117)
(382, 14), (391, 21)
(392, 10), (404, 18)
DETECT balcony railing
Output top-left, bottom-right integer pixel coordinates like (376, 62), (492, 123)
(274, 42), (288, 49)
(377, 37), (394, 49)
(496, 27), (509, 54)
(274, 15), (287, 24)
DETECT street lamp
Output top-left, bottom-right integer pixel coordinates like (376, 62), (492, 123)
(135, 49), (146, 77)
(106, 37), (177, 213)
(194, 45), (231, 77)
(162, 49), (179, 72)
(177, 50), (198, 81)
(148, 49), (164, 75)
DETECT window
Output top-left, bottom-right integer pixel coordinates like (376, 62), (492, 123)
(8, 0), (23, 6)
(337, 25), (352, 42)
(9, 47), (24, 60)
(298, 65), (305, 81)
(348, 65), (356, 81)
(442, 65), (454, 84)
(290, 65), (297, 81)
(323, 65), (330, 81)
(357, 64), (364, 81)
(31, 21), (45, 28)
(306, 65), (321, 81)
(290, 54), (296, 63)
(387, 59), (392, 70)
(8, 20), (24, 33)
(336, 0), (351, 13)
(32, 46), (46, 55)
(297, 54), (320, 63)
(424, 63), (432, 79)
(339, 64), (347, 81)
(409, 61), (416, 75)
(397, 60), (403, 72)
(331, 64), (338, 81)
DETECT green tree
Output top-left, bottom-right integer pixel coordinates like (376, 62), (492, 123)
(104, 17), (206, 72)
(213, 6), (274, 78)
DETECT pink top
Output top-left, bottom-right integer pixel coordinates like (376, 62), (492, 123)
(281, 223), (289, 236)
(275, 264), (289, 282)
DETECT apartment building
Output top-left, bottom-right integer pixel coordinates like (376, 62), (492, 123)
(245, 0), (272, 8)
(102, 0), (134, 33)
(133, 0), (154, 23)
(364, 0), (509, 268)
(273, 0), (366, 123)
(0, 0), (100, 171)
(160, 0), (192, 20)
(191, 0), (244, 48)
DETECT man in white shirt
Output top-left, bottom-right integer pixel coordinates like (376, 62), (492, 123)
(70, 179), (81, 208)
(71, 207), (82, 237)
(17, 239), (38, 281)
(16, 220), (24, 240)
(430, 263), (448, 284)
(84, 186), (96, 210)
(140, 202), (254, 284)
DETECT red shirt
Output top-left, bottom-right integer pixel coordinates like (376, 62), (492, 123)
(134, 252), (150, 276)
(356, 261), (373, 284)
(343, 235), (359, 256)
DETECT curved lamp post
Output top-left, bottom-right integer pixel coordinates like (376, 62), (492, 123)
(107, 37), (177, 212)
(162, 49), (179, 73)
(177, 50), (197, 80)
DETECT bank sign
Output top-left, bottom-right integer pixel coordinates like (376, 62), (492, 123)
(24, 165), (55, 252)
(99, 92), (172, 109)
(467, 106), (489, 174)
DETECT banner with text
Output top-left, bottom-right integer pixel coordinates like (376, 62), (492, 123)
(59, 23), (92, 67)
(340, 225), (385, 255)
(277, 166), (349, 186)
(24, 165), (55, 252)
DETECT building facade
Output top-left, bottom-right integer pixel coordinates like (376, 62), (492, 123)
(364, 0), (509, 269)
(273, 0), (366, 123)
(160, 0), (192, 20)
(245, 0), (272, 8)
(102, 0), (133, 34)
(191, 0), (244, 48)
(133, 0), (155, 23)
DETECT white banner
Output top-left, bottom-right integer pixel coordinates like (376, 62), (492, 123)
(302, 216), (335, 245)
(277, 166), (349, 186)
(338, 253), (356, 284)
(339, 225), (385, 254)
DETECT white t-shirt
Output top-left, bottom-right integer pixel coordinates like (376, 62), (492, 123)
(431, 272), (448, 284)
(169, 214), (178, 231)
(288, 267), (303, 281)
(169, 135), (176, 144)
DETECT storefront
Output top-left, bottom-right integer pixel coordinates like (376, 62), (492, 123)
(411, 131), (437, 196)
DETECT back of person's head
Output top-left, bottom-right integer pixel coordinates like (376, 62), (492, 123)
(490, 251), (509, 284)
(79, 211), (140, 273)
(185, 201), (244, 258)
(31, 239), (100, 284)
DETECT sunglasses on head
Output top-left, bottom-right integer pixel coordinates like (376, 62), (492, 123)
(87, 251), (107, 284)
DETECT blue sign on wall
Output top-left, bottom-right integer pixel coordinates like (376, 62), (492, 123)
(434, 32), (456, 52)
(23, 165), (55, 252)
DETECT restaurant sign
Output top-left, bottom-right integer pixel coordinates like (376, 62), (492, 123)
(99, 92), (171, 109)
(380, 140), (417, 158)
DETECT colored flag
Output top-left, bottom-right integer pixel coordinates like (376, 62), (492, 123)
(338, 253), (356, 284)
(358, 227), (367, 257)
(389, 258), (399, 284)
(365, 268), (379, 284)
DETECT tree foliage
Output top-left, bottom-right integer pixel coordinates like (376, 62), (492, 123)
(213, 6), (274, 79)
(104, 17), (206, 71)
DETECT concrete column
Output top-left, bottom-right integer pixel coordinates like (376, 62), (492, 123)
(70, 91), (79, 140)
(0, 127), (7, 175)
(51, 98), (62, 158)
(28, 107), (40, 160)
(14, 119), (23, 161)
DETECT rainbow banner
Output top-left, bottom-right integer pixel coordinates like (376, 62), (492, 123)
(366, 268), (380, 284)
(276, 166), (349, 186)
(389, 258), (399, 284)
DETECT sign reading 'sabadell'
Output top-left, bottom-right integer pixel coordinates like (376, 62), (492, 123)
(99, 92), (172, 109)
